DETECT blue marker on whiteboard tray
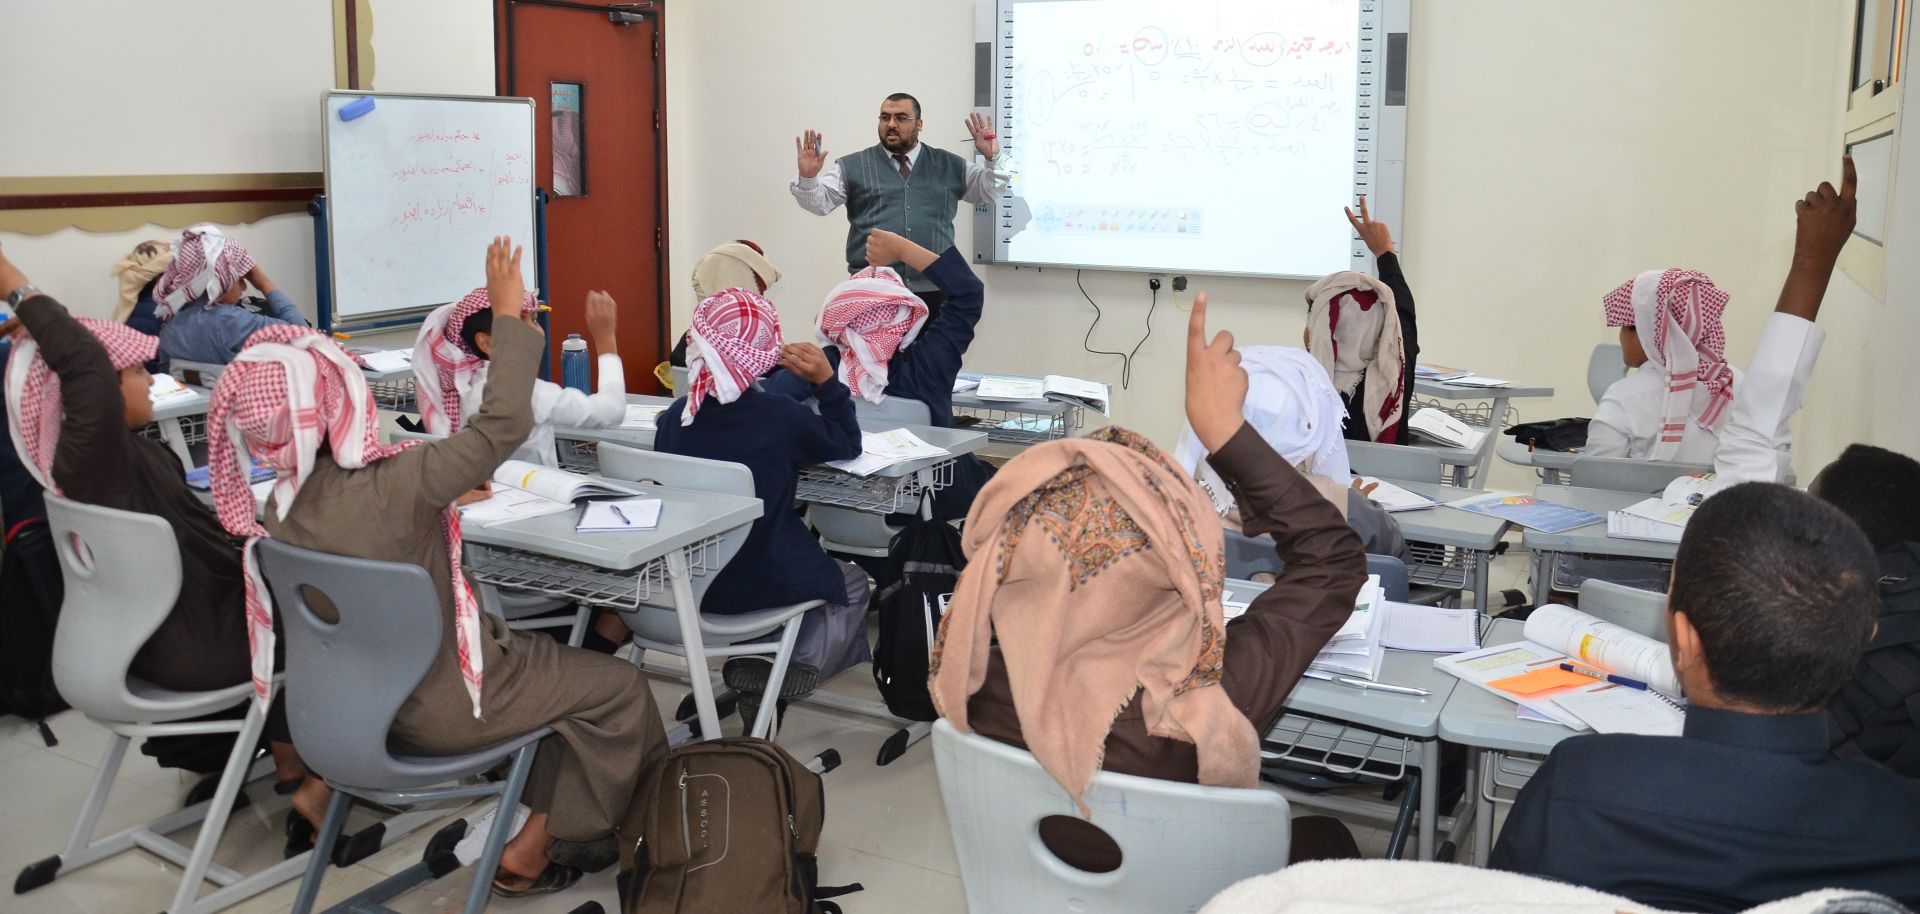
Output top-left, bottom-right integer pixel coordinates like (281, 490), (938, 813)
(338, 96), (376, 122)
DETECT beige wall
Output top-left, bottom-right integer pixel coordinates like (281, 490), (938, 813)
(666, 0), (1914, 489)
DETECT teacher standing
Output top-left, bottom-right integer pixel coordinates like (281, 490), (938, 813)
(792, 93), (1005, 318)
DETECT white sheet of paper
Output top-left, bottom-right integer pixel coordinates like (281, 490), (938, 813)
(826, 429), (951, 476)
(1380, 602), (1480, 653)
(1354, 477), (1441, 513)
(460, 486), (571, 527)
(148, 373), (195, 402)
(952, 377), (981, 393)
(1515, 705), (1560, 724)
(576, 497), (664, 533)
(621, 404), (666, 429)
(973, 377), (1046, 401)
(1447, 375), (1512, 388)
(1222, 589), (1252, 621)
(357, 348), (414, 373)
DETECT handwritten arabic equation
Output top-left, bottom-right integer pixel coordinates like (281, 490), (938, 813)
(388, 135), (531, 231)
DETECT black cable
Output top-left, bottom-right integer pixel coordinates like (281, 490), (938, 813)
(1123, 287), (1157, 389)
(1076, 269), (1133, 387)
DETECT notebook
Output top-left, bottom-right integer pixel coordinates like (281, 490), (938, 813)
(1552, 686), (1686, 736)
(355, 348), (413, 374)
(459, 486), (573, 527)
(576, 497), (663, 533)
(621, 404), (666, 429)
(1408, 408), (1486, 450)
(1450, 493), (1604, 534)
(826, 429), (949, 477)
(1379, 602), (1480, 653)
(1353, 477), (1441, 513)
(972, 375), (1111, 414)
(493, 460), (641, 502)
(1605, 474), (1719, 543)
(1435, 604), (1684, 729)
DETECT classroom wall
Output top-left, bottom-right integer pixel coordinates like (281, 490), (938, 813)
(664, 0), (1894, 490)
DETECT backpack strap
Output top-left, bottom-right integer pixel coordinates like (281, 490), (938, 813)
(815, 882), (865, 914)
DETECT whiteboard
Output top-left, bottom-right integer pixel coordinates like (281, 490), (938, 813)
(976, 0), (1410, 279)
(322, 91), (538, 323)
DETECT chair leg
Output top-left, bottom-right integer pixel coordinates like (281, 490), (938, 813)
(460, 743), (541, 914)
(289, 789), (353, 914)
(750, 617), (806, 740)
(61, 733), (130, 860)
(666, 551), (723, 740)
(167, 701), (269, 914)
(565, 603), (592, 648)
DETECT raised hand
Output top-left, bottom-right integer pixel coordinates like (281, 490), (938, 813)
(864, 228), (937, 271)
(1185, 292), (1248, 452)
(0, 243), (31, 301)
(485, 236), (527, 320)
(1793, 155), (1857, 270)
(584, 290), (618, 350)
(780, 342), (835, 386)
(1344, 194), (1395, 257)
(965, 111), (999, 158)
(244, 264), (278, 296)
(796, 129), (829, 179)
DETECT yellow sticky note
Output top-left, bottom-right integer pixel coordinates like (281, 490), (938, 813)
(1489, 666), (1593, 697)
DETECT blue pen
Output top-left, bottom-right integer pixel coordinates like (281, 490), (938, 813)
(609, 505), (632, 526)
(1559, 662), (1647, 691)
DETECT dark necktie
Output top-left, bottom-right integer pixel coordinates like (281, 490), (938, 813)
(893, 152), (912, 183)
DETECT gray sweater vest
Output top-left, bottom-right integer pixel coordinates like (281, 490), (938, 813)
(841, 144), (968, 289)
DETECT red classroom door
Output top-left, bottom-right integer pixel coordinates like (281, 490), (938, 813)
(497, 0), (668, 393)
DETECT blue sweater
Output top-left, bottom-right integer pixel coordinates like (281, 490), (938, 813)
(762, 247), (993, 521)
(159, 289), (309, 365)
(654, 381), (864, 613)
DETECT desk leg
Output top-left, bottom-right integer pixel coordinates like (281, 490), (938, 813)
(1473, 549), (1492, 614)
(665, 550), (722, 742)
(1474, 750), (1496, 865)
(917, 469), (935, 521)
(1418, 738), (1438, 860)
(159, 417), (192, 466)
(1475, 395), (1511, 485)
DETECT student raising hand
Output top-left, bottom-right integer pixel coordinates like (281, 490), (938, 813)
(1345, 194), (1395, 257)
(485, 236), (526, 320)
(779, 342), (835, 386)
(584, 290), (618, 353)
(1776, 156), (1857, 323)
(1185, 291), (1248, 452)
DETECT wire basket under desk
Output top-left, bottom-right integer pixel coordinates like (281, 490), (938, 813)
(1479, 751), (1544, 809)
(465, 536), (722, 609)
(557, 440), (601, 475)
(1406, 542), (1479, 595)
(141, 413), (209, 446)
(368, 378), (418, 414)
(796, 459), (954, 514)
(1261, 710), (1417, 782)
(954, 403), (1084, 445)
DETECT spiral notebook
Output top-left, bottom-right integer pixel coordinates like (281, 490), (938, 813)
(1551, 686), (1687, 736)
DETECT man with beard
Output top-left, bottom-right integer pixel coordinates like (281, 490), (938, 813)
(792, 93), (1005, 318)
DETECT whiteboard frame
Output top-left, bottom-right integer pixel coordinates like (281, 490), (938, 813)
(971, 0), (1412, 280)
(320, 90), (540, 325)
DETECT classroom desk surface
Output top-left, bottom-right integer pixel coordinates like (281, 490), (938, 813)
(1388, 482), (1509, 553)
(461, 481), (762, 571)
(151, 386), (211, 421)
(1414, 380), (1555, 402)
(1521, 484), (1679, 562)
(1410, 379), (1555, 486)
(1436, 619), (1578, 755)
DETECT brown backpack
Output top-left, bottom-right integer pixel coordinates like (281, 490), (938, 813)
(618, 738), (861, 914)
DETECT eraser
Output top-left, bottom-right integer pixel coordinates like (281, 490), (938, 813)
(338, 96), (376, 122)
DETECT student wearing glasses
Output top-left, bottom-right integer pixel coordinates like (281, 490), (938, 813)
(791, 93), (1007, 318)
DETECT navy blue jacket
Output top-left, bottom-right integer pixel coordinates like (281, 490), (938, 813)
(763, 247), (993, 521)
(1491, 705), (1920, 912)
(654, 381), (863, 613)
(0, 341), (48, 530)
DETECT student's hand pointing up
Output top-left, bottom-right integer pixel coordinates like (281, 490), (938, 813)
(796, 130), (829, 179)
(1345, 195), (1395, 257)
(1793, 155), (1857, 271)
(485, 236), (526, 321)
(1185, 292), (1248, 453)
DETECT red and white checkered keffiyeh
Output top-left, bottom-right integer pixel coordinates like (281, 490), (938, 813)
(817, 266), (928, 404)
(1602, 268), (1735, 459)
(152, 225), (257, 320)
(413, 287), (540, 435)
(209, 325), (488, 716)
(4, 318), (158, 494)
(682, 288), (783, 425)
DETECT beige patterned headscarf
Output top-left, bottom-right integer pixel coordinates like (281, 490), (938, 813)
(111, 241), (174, 323)
(931, 427), (1258, 817)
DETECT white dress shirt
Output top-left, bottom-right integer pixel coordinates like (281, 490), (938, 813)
(468, 353), (626, 467)
(1587, 367), (1741, 466)
(789, 142), (1009, 215)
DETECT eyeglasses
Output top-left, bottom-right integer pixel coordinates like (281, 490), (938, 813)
(877, 113), (920, 125)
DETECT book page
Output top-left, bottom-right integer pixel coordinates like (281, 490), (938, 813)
(1523, 604), (1681, 697)
(460, 486), (570, 527)
(973, 377), (1046, 401)
(1408, 408), (1485, 449)
(1380, 602), (1479, 652)
(356, 348), (413, 374)
(1552, 687), (1685, 736)
(149, 372), (197, 402)
(1355, 477), (1441, 512)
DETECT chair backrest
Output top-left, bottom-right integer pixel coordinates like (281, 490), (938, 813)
(1366, 554), (1411, 602)
(855, 395), (932, 426)
(595, 443), (754, 609)
(387, 428), (443, 447)
(670, 365), (689, 392)
(1347, 441), (1443, 485)
(43, 495), (187, 720)
(931, 718), (1290, 914)
(1578, 579), (1669, 642)
(254, 538), (447, 791)
(1568, 455), (1711, 495)
(1587, 343), (1627, 405)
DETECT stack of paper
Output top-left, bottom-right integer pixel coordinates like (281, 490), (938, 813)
(1446, 375), (1513, 388)
(1308, 575), (1387, 681)
(1415, 364), (1469, 381)
(576, 496), (663, 533)
(1408, 408), (1487, 450)
(621, 404), (666, 430)
(1353, 477), (1441, 513)
(972, 375), (1111, 414)
(1552, 687), (1686, 736)
(355, 348), (414, 374)
(826, 429), (950, 477)
(1605, 474), (1715, 543)
(148, 373), (198, 403)
(1379, 602), (1480, 653)
(1434, 604), (1684, 729)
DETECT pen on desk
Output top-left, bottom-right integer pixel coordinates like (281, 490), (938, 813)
(1558, 662), (1647, 691)
(1333, 677), (1431, 697)
(609, 505), (632, 526)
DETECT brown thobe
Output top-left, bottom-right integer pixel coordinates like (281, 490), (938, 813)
(264, 316), (665, 845)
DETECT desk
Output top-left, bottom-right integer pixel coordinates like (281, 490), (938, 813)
(557, 395), (990, 515)
(1522, 485), (1677, 595)
(951, 373), (1087, 448)
(173, 353), (419, 412)
(1237, 577), (1468, 861)
(1412, 380), (1555, 486)
(1388, 482), (1510, 611)
(1436, 618), (1576, 865)
(460, 481), (763, 741)
(1494, 438), (1579, 486)
(145, 386), (212, 465)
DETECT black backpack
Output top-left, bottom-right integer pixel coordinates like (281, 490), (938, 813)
(1, 520), (67, 745)
(871, 509), (966, 722)
(1828, 542), (1920, 777)
(1504, 417), (1591, 453)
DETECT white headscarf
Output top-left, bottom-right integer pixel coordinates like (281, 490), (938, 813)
(1174, 346), (1353, 517)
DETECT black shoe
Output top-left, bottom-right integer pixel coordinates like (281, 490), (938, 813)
(736, 693), (790, 736)
(284, 810), (317, 859)
(721, 657), (820, 699)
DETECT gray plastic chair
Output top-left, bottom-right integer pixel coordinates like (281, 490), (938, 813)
(1568, 455), (1711, 495)
(1347, 441), (1444, 485)
(256, 538), (551, 914)
(597, 443), (825, 739)
(1588, 343), (1627, 405)
(1578, 579), (1670, 643)
(811, 396), (935, 557)
(1222, 532), (1410, 602)
(17, 495), (307, 913)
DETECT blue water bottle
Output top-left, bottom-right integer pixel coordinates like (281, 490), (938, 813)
(561, 333), (591, 393)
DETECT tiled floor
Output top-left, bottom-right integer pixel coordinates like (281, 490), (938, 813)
(0, 546), (1535, 914)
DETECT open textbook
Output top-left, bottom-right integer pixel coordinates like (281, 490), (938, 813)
(1434, 604), (1683, 730)
(462, 460), (642, 527)
(1352, 477), (1441, 513)
(1606, 474), (1718, 544)
(972, 374), (1111, 415)
(1408, 407), (1486, 450)
(826, 429), (951, 477)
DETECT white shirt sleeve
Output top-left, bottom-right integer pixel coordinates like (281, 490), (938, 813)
(962, 153), (1011, 208)
(1585, 378), (1643, 459)
(790, 160), (847, 215)
(532, 354), (628, 429)
(1712, 313), (1825, 487)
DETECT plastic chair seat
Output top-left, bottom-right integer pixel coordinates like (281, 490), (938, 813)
(1495, 437), (1536, 469)
(620, 600), (820, 646)
(363, 727), (555, 792)
(111, 677), (260, 724)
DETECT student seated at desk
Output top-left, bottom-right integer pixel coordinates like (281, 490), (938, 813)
(1812, 444), (1920, 777)
(934, 294), (1367, 869)
(207, 239), (667, 897)
(413, 285), (626, 468)
(1587, 266), (1743, 466)
(152, 225), (310, 365)
(1304, 198), (1419, 445)
(1175, 344), (1411, 564)
(761, 229), (992, 521)
(113, 239), (172, 374)
(653, 288), (871, 728)
(666, 239), (782, 372)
